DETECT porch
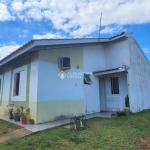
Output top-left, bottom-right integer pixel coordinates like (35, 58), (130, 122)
(93, 67), (130, 112)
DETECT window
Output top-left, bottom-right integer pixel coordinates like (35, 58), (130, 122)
(84, 74), (92, 84)
(111, 77), (119, 94)
(13, 70), (26, 97)
(11, 65), (27, 102)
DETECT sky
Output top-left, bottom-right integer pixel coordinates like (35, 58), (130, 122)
(0, 0), (150, 60)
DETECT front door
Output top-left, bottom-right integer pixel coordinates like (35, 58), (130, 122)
(105, 77), (120, 111)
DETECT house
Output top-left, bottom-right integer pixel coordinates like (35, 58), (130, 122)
(0, 32), (150, 124)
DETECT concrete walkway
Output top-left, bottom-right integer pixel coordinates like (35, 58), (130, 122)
(0, 128), (32, 144)
(0, 112), (112, 133)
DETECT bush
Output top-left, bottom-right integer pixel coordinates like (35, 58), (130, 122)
(116, 110), (126, 117)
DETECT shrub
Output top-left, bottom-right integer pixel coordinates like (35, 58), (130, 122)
(116, 110), (126, 117)
(20, 106), (30, 118)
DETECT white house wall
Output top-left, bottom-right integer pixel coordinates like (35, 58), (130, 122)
(36, 48), (85, 123)
(83, 45), (105, 114)
(2, 68), (11, 102)
(128, 37), (150, 112)
(28, 52), (39, 121)
(0, 68), (11, 114)
(0, 54), (38, 121)
(104, 38), (130, 69)
(29, 53), (38, 102)
(37, 61), (84, 101)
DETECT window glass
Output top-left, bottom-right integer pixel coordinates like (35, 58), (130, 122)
(14, 73), (20, 96)
(19, 70), (26, 97)
(111, 77), (119, 94)
(14, 70), (26, 97)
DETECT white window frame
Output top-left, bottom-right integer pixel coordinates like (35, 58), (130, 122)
(11, 65), (27, 101)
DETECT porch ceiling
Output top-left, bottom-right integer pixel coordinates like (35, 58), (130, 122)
(93, 67), (127, 76)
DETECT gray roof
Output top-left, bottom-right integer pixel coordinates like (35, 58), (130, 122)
(0, 32), (133, 69)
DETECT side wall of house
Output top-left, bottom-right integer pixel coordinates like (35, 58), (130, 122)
(83, 45), (105, 114)
(0, 52), (38, 123)
(36, 47), (84, 123)
(104, 38), (130, 69)
(28, 52), (39, 122)
(0, 67), (11, 115)
(128, 37), (150, 112)
(101, 38), (130, 111)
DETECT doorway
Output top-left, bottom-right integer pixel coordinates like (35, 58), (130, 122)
(99, 78), (106, 111)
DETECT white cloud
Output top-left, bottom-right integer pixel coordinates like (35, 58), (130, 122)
(1, 0), (150, 37)
(0, 3), (14, 21)
(18, 29), (29, 37)
(143, 48), (150, 53)
(101, 26), (125, 34)
(0, 43), (21, 60)
(26, 8), (43, 21)
(70, 25), (97, 38)
(11, 1), (23, 12)
(33, 32), (66, 39)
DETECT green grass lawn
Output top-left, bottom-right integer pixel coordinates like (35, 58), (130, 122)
(0, 119), (20, 135)
(1, 110), (150, 150)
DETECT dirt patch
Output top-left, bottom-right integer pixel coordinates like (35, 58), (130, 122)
(139, 136), (150, 150)
(0, 128), (32, 144)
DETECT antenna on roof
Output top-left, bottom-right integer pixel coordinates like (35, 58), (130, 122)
(98, 12), (102, 42)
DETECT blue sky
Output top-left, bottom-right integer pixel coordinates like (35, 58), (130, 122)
(0, 0), (150, 60)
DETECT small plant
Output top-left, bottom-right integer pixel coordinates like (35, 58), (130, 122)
(14, 108), (20, 116)
(111, 113), (117, 117)
(25, 108), (30, 118)
(29, 119), (34, 124)
(20, 106), (25, 118)
(125, 94), (130, 107)
(123, 109), (131, 115)
(13, 108), (21, 122)
(19, 106), (30, 124)
(116, 110), (126, 117)
(7, 104), (14, 119)
(8, 107), (13, 114)
(7, 104), (14, 114)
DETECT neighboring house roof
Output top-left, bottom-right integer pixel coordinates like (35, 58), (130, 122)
(0, 32), (133, 69)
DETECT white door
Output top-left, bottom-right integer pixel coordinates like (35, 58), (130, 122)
(105, 77), (120, 111)
(106, 97), (120, 111)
